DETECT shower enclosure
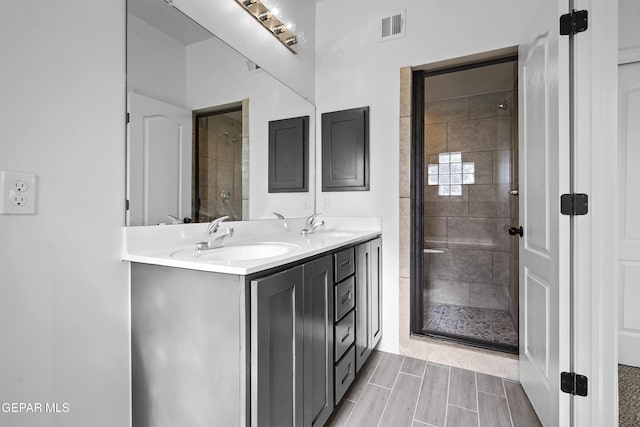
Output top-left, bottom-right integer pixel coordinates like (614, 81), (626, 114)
(193, 108), (244, 222)
(412, 57), (520, 353)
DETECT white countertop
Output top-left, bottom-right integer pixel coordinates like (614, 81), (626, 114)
(122, 217), (382, 275)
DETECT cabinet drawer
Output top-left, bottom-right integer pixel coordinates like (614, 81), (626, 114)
(334, 346), (356, 404)
(334, 276), (355, 321)
(334, 248), (355, 282)
(335, 311), (355, 360)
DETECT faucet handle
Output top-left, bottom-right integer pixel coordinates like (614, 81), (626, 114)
(167, 214), (182, 224)
(208, 215), (230, 234)
(306, 213), (321, 226)
(273, 212), (285, 219)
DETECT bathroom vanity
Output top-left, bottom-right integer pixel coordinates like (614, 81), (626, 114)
(123, 217), (382, 427)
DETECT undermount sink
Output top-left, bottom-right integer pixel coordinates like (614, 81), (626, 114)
(170, 242), (299, 262)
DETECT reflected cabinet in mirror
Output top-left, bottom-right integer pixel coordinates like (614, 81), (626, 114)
(126, 0), (315, 226)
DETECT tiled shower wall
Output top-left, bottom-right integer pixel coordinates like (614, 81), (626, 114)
(196, 114), (243, 221)
(423, 90), (515, 312)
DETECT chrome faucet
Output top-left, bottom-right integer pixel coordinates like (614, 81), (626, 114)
(194, 215), (234, 250)
(195, 228), (234, 251)
(301, 213), (324, 235)
(207, 215), (229, 235)
(273, 212), (285, 219)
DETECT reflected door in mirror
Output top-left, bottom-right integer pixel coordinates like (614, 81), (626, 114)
(128, 92), (192, 226)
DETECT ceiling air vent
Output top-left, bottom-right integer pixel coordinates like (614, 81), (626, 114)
(379, 11), (405, 42)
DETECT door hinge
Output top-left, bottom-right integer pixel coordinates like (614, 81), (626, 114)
(561, 372), (588, 396)
(125, 199), (129, 211)
(126, 112), (130, 123)
(560, 193), (589, 216)
(560, 9), (588, 36)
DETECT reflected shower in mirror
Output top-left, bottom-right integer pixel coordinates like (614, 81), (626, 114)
(126, 0), (315, 226)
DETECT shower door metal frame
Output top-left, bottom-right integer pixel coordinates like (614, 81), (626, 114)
(409, 56), (520, 354)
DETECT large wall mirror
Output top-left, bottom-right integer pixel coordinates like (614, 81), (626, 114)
(126, 0), (316, 226)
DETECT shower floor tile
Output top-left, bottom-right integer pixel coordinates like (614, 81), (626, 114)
(423, 302), (518, 348)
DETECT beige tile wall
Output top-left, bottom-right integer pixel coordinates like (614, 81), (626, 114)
(398, 67), (518, 380)
(197, 113), (243, 221)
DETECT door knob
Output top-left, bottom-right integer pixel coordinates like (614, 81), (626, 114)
(508, 226), (524, 237)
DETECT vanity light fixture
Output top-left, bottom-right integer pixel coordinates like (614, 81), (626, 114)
(235, 0), (299, 53)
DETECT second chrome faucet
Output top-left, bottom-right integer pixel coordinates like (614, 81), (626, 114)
(301, 213), (324, 235)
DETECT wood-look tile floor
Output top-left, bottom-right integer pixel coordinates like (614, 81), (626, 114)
(325, 351), (541, 427)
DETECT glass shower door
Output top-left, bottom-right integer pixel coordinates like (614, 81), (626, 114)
(420, 61), (519, 352)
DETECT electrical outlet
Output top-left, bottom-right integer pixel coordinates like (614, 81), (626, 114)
(0, 170), (37, 214)
(11, 193), (28, 206)
(15, 181), (28, 192)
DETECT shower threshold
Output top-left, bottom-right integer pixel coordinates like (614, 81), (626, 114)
(422, 302), (518, 354)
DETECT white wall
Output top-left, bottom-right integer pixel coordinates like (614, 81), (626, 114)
(315, 0), (540, 352)
(186, 37), (316, 219)
(127, 13), (187, 107)
(0, 1), (129, 427)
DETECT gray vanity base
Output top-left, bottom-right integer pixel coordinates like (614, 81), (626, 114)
(132, 264), (248, 427)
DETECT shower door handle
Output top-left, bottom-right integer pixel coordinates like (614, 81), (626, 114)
(508, 226), (524, 237)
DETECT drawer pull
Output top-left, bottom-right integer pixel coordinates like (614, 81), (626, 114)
(341, 363), (352, 384)
(341, 326), (351, 343)
(341, 290), (352, 304)
(340, 260), (351, 268)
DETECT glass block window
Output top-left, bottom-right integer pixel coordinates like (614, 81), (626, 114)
(427, 151), (474, 196)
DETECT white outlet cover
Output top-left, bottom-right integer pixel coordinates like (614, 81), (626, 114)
(0, 170), (37, 214)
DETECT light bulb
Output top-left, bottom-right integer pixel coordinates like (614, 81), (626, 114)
(285, 36), (297, 46)
(258, 11), (271, 21)
(285, 21), (296, 32)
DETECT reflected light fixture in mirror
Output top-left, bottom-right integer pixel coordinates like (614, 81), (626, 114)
(235, 0), (303, 53)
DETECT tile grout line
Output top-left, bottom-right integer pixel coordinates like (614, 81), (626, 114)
(402, 371), (426, 379)
(368, 383), (394, 391)
(444, 365), (451, 427)
(502, 378), (515, 427)
(447, 403), (479, 413)
(410, 359), (427, 426)
(375, 355), (404, 427)
(477, 388), (506, 398)
(478, 390), (509, 399)
(366, 354), (383, 386)
(475, 371), (481, 427)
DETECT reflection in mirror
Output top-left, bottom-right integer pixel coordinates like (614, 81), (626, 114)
(193, 106), (246, 222)
(126, 0), (315, 226)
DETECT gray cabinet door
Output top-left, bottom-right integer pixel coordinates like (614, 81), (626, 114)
(268, 116), (309, 193)
(354, 238), (383, 372)
(321, 107), (369, 191)
(303, 256), (334, 427)
(370, 238), (382, 349)
(355, 241), (372, 372)
(251, 266), (304, 427)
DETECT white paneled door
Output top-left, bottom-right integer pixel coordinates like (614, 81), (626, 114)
(618, 61), (640, 368)
(518, 0), (571, 425)
(128, 92), (192, 226)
